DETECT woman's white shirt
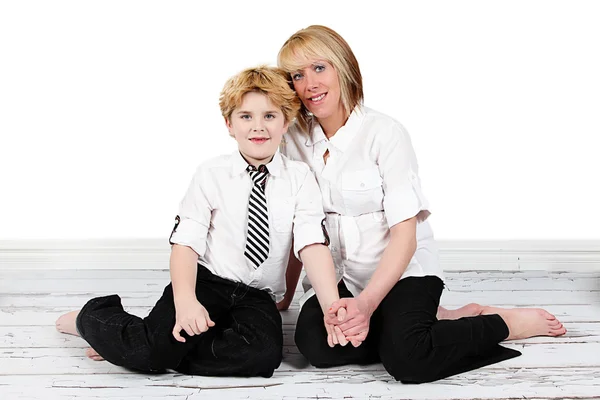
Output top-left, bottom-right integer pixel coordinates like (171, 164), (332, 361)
(281, 106), (443, 302)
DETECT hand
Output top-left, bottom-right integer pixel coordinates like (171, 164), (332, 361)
(172, 298), (215, 343)
(276, 292), (294, 311)
(326, 296), (373, 347)
(324, 307), (348, 347)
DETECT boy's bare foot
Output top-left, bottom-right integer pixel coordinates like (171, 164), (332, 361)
(481, 307), (567, 340)
(437, 303), (484, 320)
(55, 310), (80, 336)
(85, 347), (105, 361)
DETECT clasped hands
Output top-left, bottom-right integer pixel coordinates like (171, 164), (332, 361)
(324, 295), (373, 348)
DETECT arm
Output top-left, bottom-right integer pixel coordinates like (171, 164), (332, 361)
(169, 244), (215, 343)
(170, 244), (200, 307)
(299, 242), (348, 347)
(298, 243), (340, 314)
(358, 216), (417, 313)
(291, 167), (348, 346)
(168, 166), (215, 342)
(277, 240), (303, 311)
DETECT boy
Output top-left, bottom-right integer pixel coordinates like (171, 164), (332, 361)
(55, 66), (345, 378)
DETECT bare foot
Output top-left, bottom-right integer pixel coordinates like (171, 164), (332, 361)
(55, 310), (80, 336)
(437, 303), (484, 320)
(481, 307), (567, 340)
(85, 347), (105, 361)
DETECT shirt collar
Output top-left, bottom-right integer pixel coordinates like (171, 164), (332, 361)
(328, 106), (365, 152)
(304, 122), (328, 146)
(304, 106), (365, 152)
(231, 149), (282, 177)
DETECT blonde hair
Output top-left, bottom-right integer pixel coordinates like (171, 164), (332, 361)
(277, 25), (363, 133)
(219, 65), (300, 123)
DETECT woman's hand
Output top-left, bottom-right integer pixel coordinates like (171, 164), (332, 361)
(172, 298), (215, 343)
(326, 296), (373, 347)
(276, 291), (294, 311)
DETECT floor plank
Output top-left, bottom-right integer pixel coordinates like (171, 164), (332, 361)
(1, 368), (600, 399)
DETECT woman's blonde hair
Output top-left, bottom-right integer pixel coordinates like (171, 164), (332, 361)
(219, 65), (301, 123)
(277, 25), (363, 133)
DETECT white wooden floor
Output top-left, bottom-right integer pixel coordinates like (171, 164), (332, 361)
(1, 269), (599, 400)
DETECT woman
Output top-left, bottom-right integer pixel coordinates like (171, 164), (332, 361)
(276, 25), (566, 383)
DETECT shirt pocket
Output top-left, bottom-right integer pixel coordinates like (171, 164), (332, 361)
(269, 196), (295, 233)
(341, 167), (384, 215)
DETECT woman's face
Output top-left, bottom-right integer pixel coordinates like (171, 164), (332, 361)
(290, 60), (344, 122)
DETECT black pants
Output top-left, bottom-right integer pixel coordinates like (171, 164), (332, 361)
(76, 264), (283, 377)
(295, 276), (521, 383)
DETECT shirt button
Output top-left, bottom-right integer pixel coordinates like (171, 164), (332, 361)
(360, 183), (365, 188)
(331, 246), (337, 252)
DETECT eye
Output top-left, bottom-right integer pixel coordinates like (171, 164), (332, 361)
(291, 72), (303, 81)
(240, 114), (251, 120)
(314, 64), (325, 73)
(265, 113), (275, 120)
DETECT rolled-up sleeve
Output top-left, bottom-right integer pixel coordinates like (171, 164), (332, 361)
(169, 167), (212, 257)
(379, 123), (431, 228)
(292, 168), (327, 259)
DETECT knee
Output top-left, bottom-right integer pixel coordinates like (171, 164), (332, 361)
(294, 325), (332, 368)
(240, 328), (283, 377)
(382, 352), (439, 384)
(248, 339), (282, 378)
(380, 334), (439, 383)
(261, 339), (283, 368)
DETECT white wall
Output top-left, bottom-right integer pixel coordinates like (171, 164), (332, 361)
(1, 0), (599, 241)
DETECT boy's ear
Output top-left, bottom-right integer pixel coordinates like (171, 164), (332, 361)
(224, 117), (234, 137)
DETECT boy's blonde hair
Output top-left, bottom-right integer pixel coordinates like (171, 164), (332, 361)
(277, 25), (364, 133)
(219, 65), (301, 123)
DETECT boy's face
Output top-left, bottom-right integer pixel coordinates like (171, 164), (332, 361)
(226, 91), (289, 167)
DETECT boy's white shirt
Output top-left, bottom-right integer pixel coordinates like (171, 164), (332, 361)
(282, 106), (444, 306)
(170, 149), (326, 302)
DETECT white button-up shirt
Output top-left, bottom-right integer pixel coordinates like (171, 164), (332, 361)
(170, 150), (326, 301)
(282, 106), (443, 301)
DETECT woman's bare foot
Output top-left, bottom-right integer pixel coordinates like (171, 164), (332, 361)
(481, 307), (567, 340)
(55, 310), (80, 336)
(85, 347), (105, 361)
(437, 303), (484, 320)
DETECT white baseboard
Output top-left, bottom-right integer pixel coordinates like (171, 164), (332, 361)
(1, 239), (600, 271)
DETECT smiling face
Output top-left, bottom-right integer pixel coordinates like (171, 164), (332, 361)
(226, 91), (289, 167)
(290, 60), (345, 123)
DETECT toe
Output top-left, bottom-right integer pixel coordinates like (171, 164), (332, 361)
(550, 326), (567, 336)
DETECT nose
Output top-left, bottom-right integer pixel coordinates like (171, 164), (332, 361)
(305, 71), (318, 92)
(252, 119), (265, 132)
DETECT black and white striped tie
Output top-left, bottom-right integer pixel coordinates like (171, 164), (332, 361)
(245, 164), (269, 268)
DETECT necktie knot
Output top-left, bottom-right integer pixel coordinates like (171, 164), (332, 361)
(247, 165), (269, 191)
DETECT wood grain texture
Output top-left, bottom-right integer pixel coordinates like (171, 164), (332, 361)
(1, 269), (599, 399)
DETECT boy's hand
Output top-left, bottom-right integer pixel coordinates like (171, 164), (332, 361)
(324, 306), (348, 347)
(326, 297), (372, 347)
(172, 298), (215, 343)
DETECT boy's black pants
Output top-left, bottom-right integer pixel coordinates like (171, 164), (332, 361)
(76, 264), (283, 377)
(295, 277), (521, 383)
